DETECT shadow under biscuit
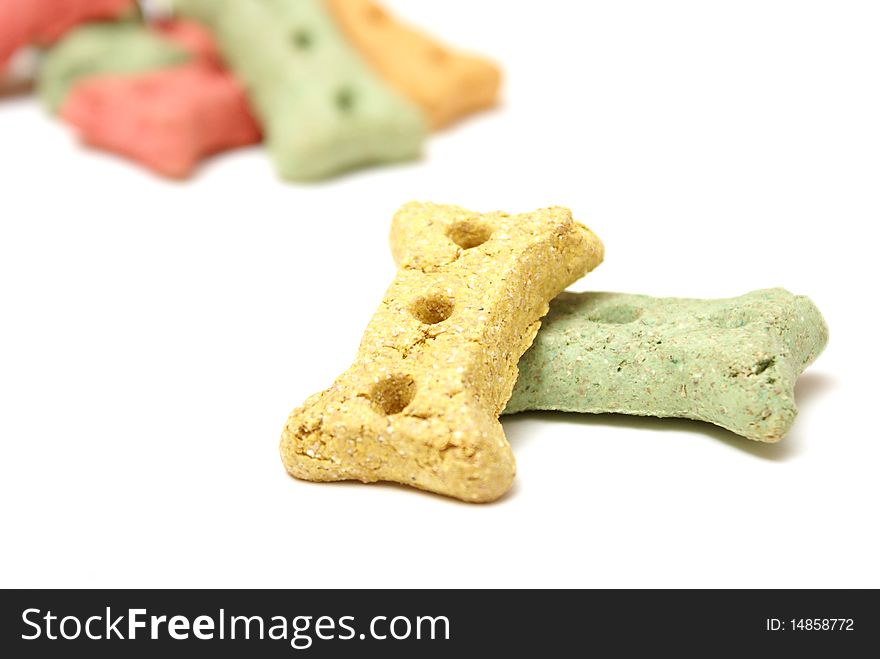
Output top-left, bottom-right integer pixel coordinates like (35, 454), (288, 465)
(503, 370), (837, 463)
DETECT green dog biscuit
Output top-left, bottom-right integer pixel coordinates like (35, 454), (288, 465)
(175, 0), (427, 181)
(505, 288), (828, 441)
(38, 22), (191, 113)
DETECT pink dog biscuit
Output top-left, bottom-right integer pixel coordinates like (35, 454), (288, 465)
(61, 64), (260, 178)
(0, 0), (133, 66)
(58, 19), (260, 178)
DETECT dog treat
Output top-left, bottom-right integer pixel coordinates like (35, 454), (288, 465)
(0, 0), (133, 67)
(280, 202), (604, 502)
(325, 0), (502, 130)
(505, 289), (828, 442)
(175, 0), (427, 181)
(38, 21), (192, 113)
(55, 19), (258, 178)
(61, 64), (260, 178)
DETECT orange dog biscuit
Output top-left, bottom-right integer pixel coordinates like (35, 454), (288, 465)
(325, 0), (501, 130)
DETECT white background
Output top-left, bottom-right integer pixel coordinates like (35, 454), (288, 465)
(1, 1), (878, 588)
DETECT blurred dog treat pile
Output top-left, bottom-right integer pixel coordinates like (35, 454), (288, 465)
(0, 0), (502, 179)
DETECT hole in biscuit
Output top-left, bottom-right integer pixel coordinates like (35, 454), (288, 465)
(410, 294), (454, 325)
(292, 29), (313, 50)
(336, 87), (356, 113)
(588, 305), (642, 324)
(369, 375), (416, 416)
(447, 220), (493, 249)
(754, 357), (775, 375)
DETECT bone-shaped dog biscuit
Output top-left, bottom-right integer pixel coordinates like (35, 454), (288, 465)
(280, 203), (604, 502)
(176, 0), (427, 181)
(61, 64), (260, 178)
(325, 0), (502, 130)
(505, 289), (828, 441)
(57, 19), (259, 178)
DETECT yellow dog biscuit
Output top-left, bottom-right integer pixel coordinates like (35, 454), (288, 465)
(280, 202), (604, 502)
(325, 0), (502, 130)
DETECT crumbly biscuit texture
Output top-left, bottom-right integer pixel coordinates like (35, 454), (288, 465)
(281, 202), (604, 502)
(506, 289), (828, 441)
(325, 0), (501, 129)
(175, 0), (427, 181)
